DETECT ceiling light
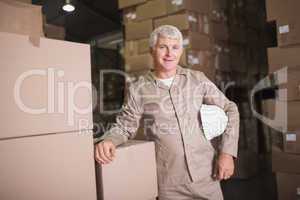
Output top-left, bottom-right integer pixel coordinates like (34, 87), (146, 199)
(62, 0), (75, 12)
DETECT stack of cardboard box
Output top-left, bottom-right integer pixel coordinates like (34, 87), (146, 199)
(119, 0), (233, 81)
(0, 1), (96, 199)
(265, 0), (300, 199)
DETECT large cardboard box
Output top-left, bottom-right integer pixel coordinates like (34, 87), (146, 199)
(209, 0), (227, 22)
(125, 53), (153, 72)
(0, 131), (97, 200)
(272, 146), (300, 174)
(0, 32), (93, 139)
(265, 99), (300, 131)
(167, 0), (210, 15)
(43, 23), (66, 40)
(265, 0), (280, 21)
(270, 129), (300, 154)
(276, 172), (300, 200)
(118, 0), (146, 9)
(96, 140), (158, 200)
(180, 49), (212, 68)
(267, 0), (300, 46)
(154, 12), (199, 33)
(277, 18), (300, 47)
(124, 38), (149, 57)
(210, 22), (229, 41)
(274, 66), (300, 101)
(282, 130), (300, 154)
(136, 0), (168, 21)
(0, 0), (43, 37)
(125, 20), (153, 41)
(182, 32), (212, 50)
(123, 6), (137, 24)
(267, 46), (300, 73)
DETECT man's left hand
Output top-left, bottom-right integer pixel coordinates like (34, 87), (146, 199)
(214, 152), (234, 180)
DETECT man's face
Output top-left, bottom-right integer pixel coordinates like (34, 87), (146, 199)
(151, 36), (183, 73)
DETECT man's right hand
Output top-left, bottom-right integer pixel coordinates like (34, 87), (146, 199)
(94, 140), (116, 164)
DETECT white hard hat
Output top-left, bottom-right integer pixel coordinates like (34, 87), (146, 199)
(200, 104), (228, 140)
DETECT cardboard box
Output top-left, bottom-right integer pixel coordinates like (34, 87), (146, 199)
(125, 53), (153, 72)
(267, 0), (299, 22)
(182, 31), (212, 50)
(274, 66), (300, 101)
(283, 130), (300, 154)
(136, 0), (168, 21)
(0, 131), (97, 200)
(0, 0), (43, 37)
(125, 20), (153, 41)
(0, 32), (93, 139)
(276, 172), (300, 200)
(268, 47), (300, 73)
(118, 0), (146, 9)
(277, 19), (300, 47)
(123, 6), (137, 24)
(167, 0), (210, 15)
(124, 40), (139, 57)
(96, 140), (158, 200)
(210, 22), (229, 41)
(124, 38), (149, 57)
(198, 14), (210, 35)
(138, 38), (150, 54)
(209, 0), (227, 22)
(154, 12), (199, 32)
(265, 99), (300, 131)
(272, 146), (300, 174)
(180, 49), (212, 68)
(43, 23), (66, 40)
(265, 0), (280, 21)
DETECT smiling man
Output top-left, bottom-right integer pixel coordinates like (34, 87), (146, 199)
(94, 25), (240, 200)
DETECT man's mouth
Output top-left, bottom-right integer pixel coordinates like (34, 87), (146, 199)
(163, 58), (174, 62)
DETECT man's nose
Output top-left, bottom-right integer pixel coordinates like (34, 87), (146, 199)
(165, 47), (172, 56)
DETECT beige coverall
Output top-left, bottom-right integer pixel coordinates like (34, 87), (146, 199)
(99, 66), (240, 200)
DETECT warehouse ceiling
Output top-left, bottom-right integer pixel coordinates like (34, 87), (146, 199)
(33, 0), (122, 42)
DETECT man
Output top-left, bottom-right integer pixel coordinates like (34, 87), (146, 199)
(94, 25), (239, 200)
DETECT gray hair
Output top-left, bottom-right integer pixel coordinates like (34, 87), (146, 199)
(149, 25), (183, 49)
